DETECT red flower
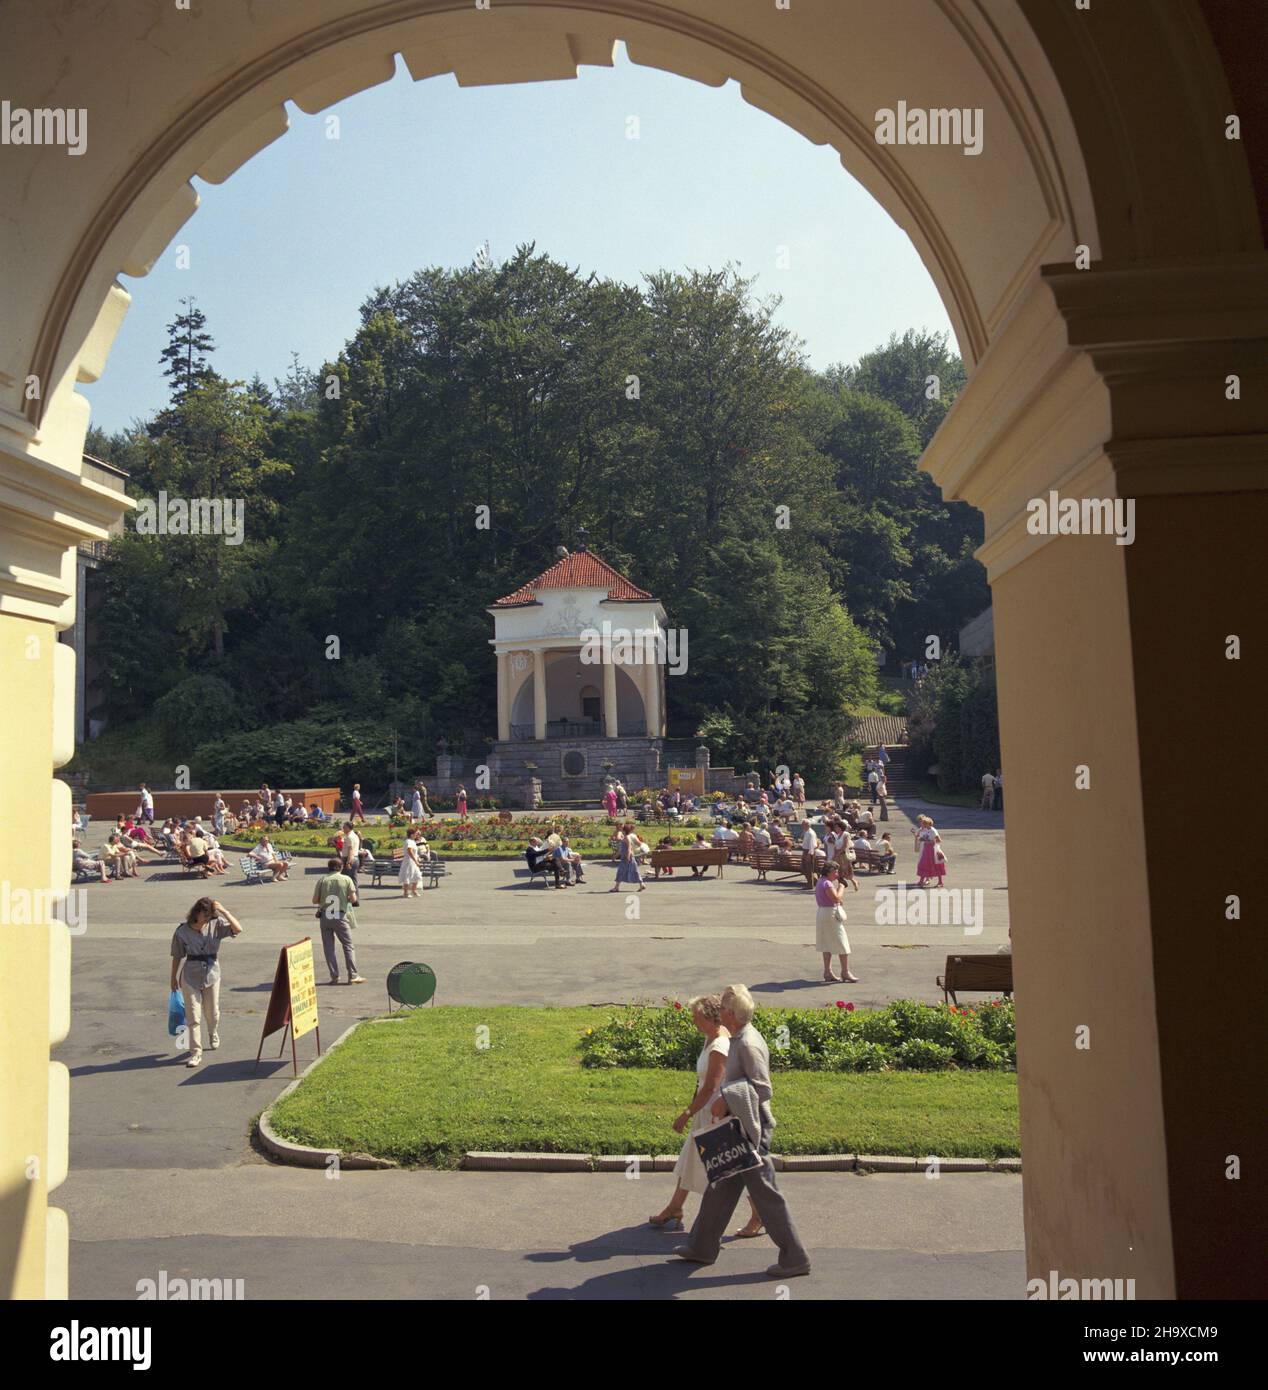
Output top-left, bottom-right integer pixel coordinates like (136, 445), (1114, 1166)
(836, 1001), (845, 1009)
(672, 1000), (682, 1010)
(845, 1002), (855, 1012)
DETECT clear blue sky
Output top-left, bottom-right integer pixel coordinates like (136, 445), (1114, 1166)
(82, 44), (953, 435)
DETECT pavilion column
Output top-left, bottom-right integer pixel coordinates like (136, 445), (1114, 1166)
(602, 645), (618, 738)
(532, 650), (547, 741)
(642, 656), (660, 738)
(925, 258), (1268, 1300)
(495, 651), (510, 743)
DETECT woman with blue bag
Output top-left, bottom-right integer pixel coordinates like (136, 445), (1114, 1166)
(168, 897), (243, 1067)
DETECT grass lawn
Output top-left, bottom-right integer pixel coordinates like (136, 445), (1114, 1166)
(266, 1006), (1020, 1167)
(917, 781), (983, 809)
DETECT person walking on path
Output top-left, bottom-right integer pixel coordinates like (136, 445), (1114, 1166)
(351, 783), (366, 824)
(980, 769), (996, 811)
(340, 822), (361, 884)
(456, 784), (468, 819)
(610, 823), (646, 893)
(673, 985), (811, 1278)
(603, 784), (619, 819)
(814, 863), (857, 984)
(650, 995), (763, 1239)
(399, 829), (424, 897)
(915, 815), (946, 887)
(312, 857), (366, 985)
(867, 764), (880, 804)
(169, 897), (243, 1067)
(137, 783), (155, 824)
(876, 772), (890, 821)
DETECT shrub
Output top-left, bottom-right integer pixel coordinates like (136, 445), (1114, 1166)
(894, 1038), (957, 1070)
(579, 998), (1015, 1073)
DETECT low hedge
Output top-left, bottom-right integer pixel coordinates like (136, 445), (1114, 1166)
(579, 997), (1016, 1073)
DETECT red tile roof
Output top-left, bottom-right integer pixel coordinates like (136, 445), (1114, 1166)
(492, 551), (654, 607)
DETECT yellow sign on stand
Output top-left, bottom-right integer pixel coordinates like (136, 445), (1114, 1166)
(255, 937), (322, 1075)
(286, 939), (318, 1040)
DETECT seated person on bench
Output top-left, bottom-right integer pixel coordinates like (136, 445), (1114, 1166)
(553, 835), (585, 885)
(871, 832), (896, 871)
(526, 836), (563, 887)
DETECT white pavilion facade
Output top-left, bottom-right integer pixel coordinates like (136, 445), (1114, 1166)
(486, 542), (667, 801)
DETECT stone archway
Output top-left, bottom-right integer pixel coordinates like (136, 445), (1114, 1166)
(2, 0), (1265, 1300)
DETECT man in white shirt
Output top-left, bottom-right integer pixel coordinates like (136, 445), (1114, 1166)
(753, 823), (772, 848)
(981, 770), (996, 810)
(138, 783), (155, 824)
(341, 822), (361, 882)
(799, 821), (820, 855)
(713, 821), (739, 843)
(775, 797), (795, 817)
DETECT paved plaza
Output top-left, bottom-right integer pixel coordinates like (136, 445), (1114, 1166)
(57, 798), (1023, 1299)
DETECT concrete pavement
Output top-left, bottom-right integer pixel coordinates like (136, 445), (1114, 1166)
(57, 798), (1023, 1298)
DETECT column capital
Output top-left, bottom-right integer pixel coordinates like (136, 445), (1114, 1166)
(924, 256), (1268, 582)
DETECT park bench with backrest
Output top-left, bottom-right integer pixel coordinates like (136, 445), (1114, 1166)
(936, 954), (1014, 1006)
(648, 846), (729, 879)
(852, 846), (897, 875)
(750, 846), (824, 887)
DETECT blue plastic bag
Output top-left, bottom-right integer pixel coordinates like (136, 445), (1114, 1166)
(167, 989), (186, 1037)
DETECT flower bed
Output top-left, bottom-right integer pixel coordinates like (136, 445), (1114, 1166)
(579, 998), (1016, 1073)
(221, 815), (710, 858)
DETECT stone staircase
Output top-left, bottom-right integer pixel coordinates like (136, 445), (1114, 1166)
(877, 745), (920, 797)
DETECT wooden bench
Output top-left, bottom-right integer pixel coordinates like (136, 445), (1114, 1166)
(751, 847), (824, 887)
(936, 954), (1014, 1006)
(853, 846), (897, 875)
(648, 846), (729, 879)
(370, 849), (404, 887)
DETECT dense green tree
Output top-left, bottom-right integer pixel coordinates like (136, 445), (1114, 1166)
(88, 255), (995, 769)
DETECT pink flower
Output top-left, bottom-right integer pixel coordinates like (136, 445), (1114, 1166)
(845, 1002), (855, 1012)
(836, 1001), (845, 1009)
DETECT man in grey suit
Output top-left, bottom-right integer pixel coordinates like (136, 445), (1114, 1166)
(674, 983), (811, 1277)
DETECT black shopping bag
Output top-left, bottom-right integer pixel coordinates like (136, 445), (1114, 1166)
(694, 1117), (762, 1185)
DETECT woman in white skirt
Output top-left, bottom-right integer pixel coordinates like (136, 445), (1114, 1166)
(815, 862), (858, 983)
(649, 994), (763, 1238)
(399, 829), (424, 898)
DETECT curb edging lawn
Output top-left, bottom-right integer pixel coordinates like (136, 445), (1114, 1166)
(259, 1018), (1023, 1175)
(256, 1019), (399, 1170)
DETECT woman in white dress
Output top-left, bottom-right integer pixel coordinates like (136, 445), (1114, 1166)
(815, 862), (858, 983)
(649, 994), (763, 1239)
(399, 829), (424, 898)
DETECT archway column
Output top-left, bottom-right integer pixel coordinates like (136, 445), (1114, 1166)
(602, 646), (618, 738)
(925, 256), (1268, 1300)
(495, 650), (510, 743)
(532, 649), (547, 741)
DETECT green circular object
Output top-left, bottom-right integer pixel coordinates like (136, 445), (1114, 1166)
(387, 961), (436, 1007)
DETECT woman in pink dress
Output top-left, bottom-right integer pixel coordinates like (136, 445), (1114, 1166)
(603, 786), (619, 819)
(456, 785), (468, 819)
(914, 815), (946, 887)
